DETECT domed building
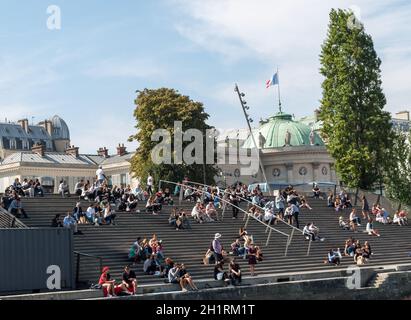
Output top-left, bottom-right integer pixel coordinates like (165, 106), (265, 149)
(49, 115), (71, 152)
(215, 111), (336, 190)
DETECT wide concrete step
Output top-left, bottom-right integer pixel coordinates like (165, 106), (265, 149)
(17, 196), (411, 289)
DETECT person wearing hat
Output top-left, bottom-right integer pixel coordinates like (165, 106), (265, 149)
(98, 266), (116, 297)
(211, 233), (223, 263)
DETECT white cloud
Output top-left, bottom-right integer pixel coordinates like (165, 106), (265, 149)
(171, 0), (411, 115)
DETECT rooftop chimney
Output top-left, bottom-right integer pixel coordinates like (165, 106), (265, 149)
(97, 147), (109, 158)
(18, 119), (29, 134)
(117, 143), (127, 156)
(32, 142), (45, 157)
(65, 145), (79, 158)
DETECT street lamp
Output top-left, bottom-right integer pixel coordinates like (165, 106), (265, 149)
(234, 84), (271, 194)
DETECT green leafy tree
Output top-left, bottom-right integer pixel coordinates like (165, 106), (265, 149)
(384, 130), (411, 208)
(128, 88), (217, 188)
(319, 9), (393, 189)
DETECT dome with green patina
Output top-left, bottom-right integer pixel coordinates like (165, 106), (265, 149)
(242, 112), (324, 149)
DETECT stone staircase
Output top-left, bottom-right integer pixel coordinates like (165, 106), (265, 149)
(20, 195), (411, 291)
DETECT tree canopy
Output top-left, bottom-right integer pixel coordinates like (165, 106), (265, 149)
(129, 88), (217, 187)
(319, 8), (393, 189)
(384, 130), (411, 207)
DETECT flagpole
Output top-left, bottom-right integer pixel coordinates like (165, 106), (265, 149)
(277, 67), (282, 113)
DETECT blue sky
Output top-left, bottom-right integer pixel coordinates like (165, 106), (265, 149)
(1, 0), (410, 154)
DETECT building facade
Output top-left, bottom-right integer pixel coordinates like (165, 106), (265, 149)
(1, 110), (409, 193)
(0, 116), (137, 193)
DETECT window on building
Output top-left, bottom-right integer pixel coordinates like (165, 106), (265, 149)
(120, 174), (127, 187)
(22, 139), (29, 150)
(9, 138), (16, 149)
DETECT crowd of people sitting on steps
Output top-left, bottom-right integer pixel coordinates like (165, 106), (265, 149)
(0, 180), (32, 219)
(124, 233), (198, 294)
(325, 237), (373, 267)
(203, 229), (263, 280)
(3, 170), (410, 290)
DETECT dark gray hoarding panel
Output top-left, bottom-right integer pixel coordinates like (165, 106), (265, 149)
(0, 228), (74, 293)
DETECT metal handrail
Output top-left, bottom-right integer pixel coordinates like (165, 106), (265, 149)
(159, 179), (294, 255)
(73, 250), (103, 286)
(0, 207), (28, 228)
(181, 180), (304, 235)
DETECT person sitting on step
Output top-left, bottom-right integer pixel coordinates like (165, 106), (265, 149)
(394, 210), (408, 226)
(299, 196), (313, 210)
(51, 214), (63, 228)
(126, 193), (138, 212)
(8, 197), (29, 219)
(349, 208), (361, 227)
(362, 241), (372, 259)
(63, 212), (81, 235)
(179, 264), (198, 291)
(191, 201), (205, 223)
(339, 216), (350, 230)
(366, 218), (380, 237)
(303, 222), (325, 241)
(58, 180), (70, 198)
(143, 254), (161, 275)
(375, 208), (391, 225)
(205, 202), (218, 221)
(146, 195), (161, 215)
(162, 258), (175, 278)
(103, 202), (116, 225)
(325, 248), (342, 266)
(72, 202), (86, 224)
(98, 267), (116, 297)
(229, 259), (242, 285)
(214, 261), (230, 286)
(122, 265), (137, 295)
(73, 179), (84, 198)
(344, 238), (356, 257)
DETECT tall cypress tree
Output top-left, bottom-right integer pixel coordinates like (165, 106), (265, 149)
(384, 130), (411, 208)
(319, 9), (393, 189)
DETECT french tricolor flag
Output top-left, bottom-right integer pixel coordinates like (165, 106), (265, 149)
(266, 72), (279, 88)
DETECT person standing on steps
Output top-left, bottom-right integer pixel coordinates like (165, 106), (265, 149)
(96, 166), (107, 187)
(286, 201), (300, 229)
(248, 243), (258, 276)
(212, 233), (223, 264)
(230, 191), (239, 219)
(361, 195), (370, 220)
(147, 172), (154, 196)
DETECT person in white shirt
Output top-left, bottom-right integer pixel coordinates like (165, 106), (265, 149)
(73, 180), (84, 197)
(366, 218), (380, 236)
(147, 173), (154, 195)
(133, 179), (145, 201)
(58, 180), (70, 198)
(263, 207), (276, 225)
(96, 166), (106, 187)
(303, 222), (325, 241)
(86, 205), (96, 225)
(191, 202), (204, 223)
(205, 202), (218, 221)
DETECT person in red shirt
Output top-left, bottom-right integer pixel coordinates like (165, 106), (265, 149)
(98, 266), (116, 297)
